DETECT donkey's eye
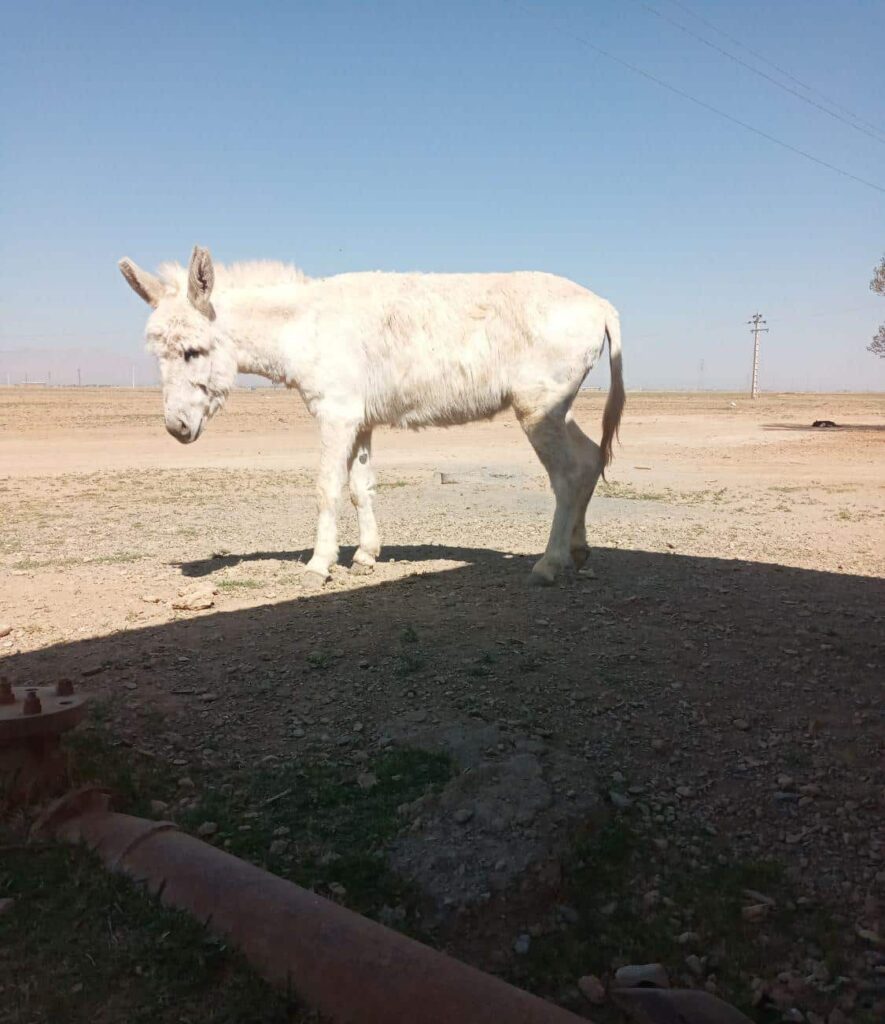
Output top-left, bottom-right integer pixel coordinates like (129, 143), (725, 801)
(183, 347), (202, 362)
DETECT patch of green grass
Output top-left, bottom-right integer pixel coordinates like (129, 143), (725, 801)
(216, 577), (264, 591)
(599, 482), (669, 502)
(180, 747), (454, 918)
(11, 551), (142, 570)
(306, 649), (333, 671)
(3, 727), (454, 1023)
(391, 626), (426, 676)
(509, 816), (851, 1021)
(393, 649), (426, 676)
(0, 845), (302, 1024)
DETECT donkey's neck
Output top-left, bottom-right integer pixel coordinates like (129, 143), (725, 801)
(219, 294), (301, 385)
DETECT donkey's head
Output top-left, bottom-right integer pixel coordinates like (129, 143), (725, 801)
(118, 246), (237, 443)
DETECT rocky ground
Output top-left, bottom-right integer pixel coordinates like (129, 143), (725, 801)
(0, 387), (883, 1021)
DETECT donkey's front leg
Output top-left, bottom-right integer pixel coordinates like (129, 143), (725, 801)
(305, 418), (359, 582)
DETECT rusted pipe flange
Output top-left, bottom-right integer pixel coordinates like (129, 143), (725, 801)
(0, 684), (88, 741)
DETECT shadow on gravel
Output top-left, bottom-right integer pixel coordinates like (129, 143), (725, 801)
(5, 544), (882, 759)
(3, 545), (882, 1015)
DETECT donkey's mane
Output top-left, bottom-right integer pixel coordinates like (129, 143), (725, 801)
(157, 259), (308, 294)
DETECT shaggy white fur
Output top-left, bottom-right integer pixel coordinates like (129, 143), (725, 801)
(119, 246), (625, 585)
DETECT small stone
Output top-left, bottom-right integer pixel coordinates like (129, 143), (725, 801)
(676, 786), (694, 798)
(149, 799), (169, 815)
(614, 963), (670, 989)
(353, 722), (364, 733)
(177, 776), (195, 790)
(513, 933), (531, 955)
(272, 826), (290, 837)
(782, 1010), (804, 1023)
(172, 586), (217, 611)
(0, 897), (15, 916)
(453, 807), (474, 825)
(609, 790), (632, 809)
(328, 882), (347, 897)
(777, 774), (795, 789)
(557, 904), (579, 924)
(685, 954), (705, 977)
(140, 595), (161, 604)
(742, 903), (770, 922)
(578, 974), (606, 1005)
(733, 718), (750, 731)
(0, 625), (11, 639)
(651, 738), (666, 752)
(357, 772), (378, 790)
(677, 931), (700, 946)
(196, 821), (218, 838)
(269, 839), (288, 855)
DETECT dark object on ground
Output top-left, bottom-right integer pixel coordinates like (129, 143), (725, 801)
(612, 987), (754, 1024)
(812, 420), (839, 428)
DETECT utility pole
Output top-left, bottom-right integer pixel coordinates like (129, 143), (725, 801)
(77, 367), (81, 387)
(131, 366), (136, 389)
(747, 314), (768, 399)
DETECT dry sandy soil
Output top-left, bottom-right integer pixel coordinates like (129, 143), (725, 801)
(1, 386), (883, 1019)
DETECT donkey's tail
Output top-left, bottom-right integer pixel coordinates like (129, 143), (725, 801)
(600, 311), (625, 471)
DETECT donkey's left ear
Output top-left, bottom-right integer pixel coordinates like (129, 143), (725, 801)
(187, 245), (216, 320)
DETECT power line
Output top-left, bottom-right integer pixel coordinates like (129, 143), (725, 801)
(663, 0), (885, 142)
(511, 2), (885, 195)
(634, 0), (885, 146)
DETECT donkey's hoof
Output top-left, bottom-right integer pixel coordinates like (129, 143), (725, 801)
(302, 560), (331, 588)
(571, 546), (591, 570)
(528, 568), (557, 587)
(352, 548), (378, 569)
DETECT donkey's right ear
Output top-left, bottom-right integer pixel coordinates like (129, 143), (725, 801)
(118, 258), (164, 307)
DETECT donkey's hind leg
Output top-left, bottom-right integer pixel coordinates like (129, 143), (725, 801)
(519, 405), (583, 586)
(565, 414), (604, 570)
(348, 429), (381, 570)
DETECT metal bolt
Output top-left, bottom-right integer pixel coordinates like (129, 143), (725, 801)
(22, 690), (42, 716)
(56, 678), (74, 697)
(0, 679), (13, 705)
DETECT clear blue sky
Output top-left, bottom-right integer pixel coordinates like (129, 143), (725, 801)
(1, 0), (883, 390)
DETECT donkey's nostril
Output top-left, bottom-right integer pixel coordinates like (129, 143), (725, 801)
(167, 416), (192, 442)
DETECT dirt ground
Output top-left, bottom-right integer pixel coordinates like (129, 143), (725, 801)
(1, 386), (883, 1020)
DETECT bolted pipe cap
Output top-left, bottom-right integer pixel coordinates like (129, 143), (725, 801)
(56, 678), (74, 697)
(22, 690), (42, 716)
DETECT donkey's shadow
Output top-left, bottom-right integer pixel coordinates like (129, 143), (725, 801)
(177, 544), (513, 578)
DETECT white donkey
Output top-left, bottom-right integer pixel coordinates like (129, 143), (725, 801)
(119, 246), (624, 586)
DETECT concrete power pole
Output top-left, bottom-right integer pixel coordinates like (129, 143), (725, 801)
(747, 314), (768, 399)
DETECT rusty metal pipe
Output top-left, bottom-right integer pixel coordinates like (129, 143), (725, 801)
(51, 808), (589, 1024)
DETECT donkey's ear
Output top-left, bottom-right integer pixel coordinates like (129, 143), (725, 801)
(187, 245), (216, 320)
(118, 258), (164, 307)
